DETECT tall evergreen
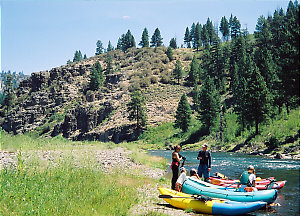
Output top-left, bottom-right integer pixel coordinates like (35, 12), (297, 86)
(89, 62), (103, 91)
(184, 27), (191, 48)
(95, 40), (104, 55)
(231, 16), (241, 39)
(206, 18), (216, 45)
(173, 60), (183, 84)
(194, 23), (202, 51)
(244, 59), (271, 134)
(2, 74), (15, 112)
(117, 30), (136, 52)
(219, 16), (230, 41)
(187, 55), (199, 86)
(107, 41), (114, 52)
(150, 28), (163, 47)
(169, 38), (177, 49)
(139, 28), (149, 48)
(192, 84), (200, 112)
(166, 46), (174, 61)
(174, 94), (192, 132)
(73, 50), (83, 62)
(127, 90), (147, 130)
(190, 23), (196, 47)
(198, 78), (220, 131)
(105, 56), (114, 74)
(201, 24), (209, 47)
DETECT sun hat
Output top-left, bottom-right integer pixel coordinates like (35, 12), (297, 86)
(202, 143), (208, 148)
(247, 165), (255, 170)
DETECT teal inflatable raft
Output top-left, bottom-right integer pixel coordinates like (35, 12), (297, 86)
(182, 177), (278, 204)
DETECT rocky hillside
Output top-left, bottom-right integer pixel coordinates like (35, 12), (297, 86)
(0, 47), (194, 143)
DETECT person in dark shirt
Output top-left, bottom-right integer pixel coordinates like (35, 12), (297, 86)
(197, 143), (211, 182)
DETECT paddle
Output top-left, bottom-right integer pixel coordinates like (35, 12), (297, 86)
(159, 194), (212, 201)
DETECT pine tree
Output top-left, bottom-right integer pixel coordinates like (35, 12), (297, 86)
(192, 83), (200, 112)
(127, 90), (147, 129)
(190, 23), (196, 47)
(206, 18), (216, 45)
(194, 23), (202, 51)
(187, 55), (199, 86)
(198, 78), (220, 131)
(117, 30), (136, 52)
(220, 16), (230, 41)
(244, 59), (271, 134)
(139, 28), (149, 48)
(201, 24), (209, 47)
(73, 50), (83, 62)
(150, 28), (163, 47)
(95, 40), (104, 55)
(169, 38), (177, 49)
(83, 54), (87, 59)
(166, 46), (174, 61)
(231, 16), (241, 39)
(184, 27), (191, 48)
(174, 94), (192, 132)
(89, 62), (103, 91)
(173, 60), (183, 84)
(107, 41), (114, 52)
(2, 74), (15, 112)
(105, 56), (114, 74)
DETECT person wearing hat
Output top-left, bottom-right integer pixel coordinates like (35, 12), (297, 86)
(197, 143), (211, 182)
(175, 167), (187, 192)
(239, 165), (257, 188)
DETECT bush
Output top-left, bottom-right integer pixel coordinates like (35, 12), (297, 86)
(150, 76), (158, 84)
(160, 74), (171, 84)
(139, 77), (151, 88)
(161, 55), (169, 64)
(265, 136), (280, 149)
(183, 53), (193, 61)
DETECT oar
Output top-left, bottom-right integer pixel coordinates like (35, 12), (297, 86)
(159, 195), (194, 199)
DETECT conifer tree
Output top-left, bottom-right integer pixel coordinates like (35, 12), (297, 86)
(174, 94), (192, 132)
(194, 23), (202, 51)
(95, 40), (104, 55)
(219, 16), (230, 41)
(107, 41), (114, 52)
(166, 46), (174, 61)
(187, 55), (199, 86)
(139, 28), (149, 48)
(105, 56), (114, 74)
(169, 38), (177, 49)
(89, 62), (103, 91)
(2, 74), (15, 112)
(190, 23), (196, 47)
(231, 16), (241, 39)
(198, 78), (220, 131)
(201, 24), (209, 47)
(184, 27), (191, 48)
(244, 59), (271, 134)
(192, 83), (200, 112)
(127, 90), (147, 129)
(150, 28), (163, 47)
(206, 18), (216, 45)
(73, 50), (83, 62)
(83, 54), (87, 59)
(173, 60), (183, 84)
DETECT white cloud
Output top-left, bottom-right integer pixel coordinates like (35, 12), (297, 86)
(122, 15), (130, 20)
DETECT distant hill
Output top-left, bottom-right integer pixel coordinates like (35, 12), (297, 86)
(0, 47), (196, 142)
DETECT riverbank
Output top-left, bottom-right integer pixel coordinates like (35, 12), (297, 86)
(0, 132), (199, 216)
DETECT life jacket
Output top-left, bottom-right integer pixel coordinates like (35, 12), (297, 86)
(240, 171), (251, 185)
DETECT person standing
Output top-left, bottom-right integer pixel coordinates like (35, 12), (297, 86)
(197, 143), (211, 182)
(171, 145), (184, 190)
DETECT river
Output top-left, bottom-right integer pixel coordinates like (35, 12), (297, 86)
(149, 150), (300, 216)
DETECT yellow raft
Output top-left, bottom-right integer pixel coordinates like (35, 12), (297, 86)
(158, 187), (266, 215)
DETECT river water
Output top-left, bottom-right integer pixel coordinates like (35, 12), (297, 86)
(149, 150), (300, 216)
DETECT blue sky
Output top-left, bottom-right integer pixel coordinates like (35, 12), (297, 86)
(1, 0), (290, 75)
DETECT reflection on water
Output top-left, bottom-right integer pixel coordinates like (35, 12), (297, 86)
(149, 150), (300, 216)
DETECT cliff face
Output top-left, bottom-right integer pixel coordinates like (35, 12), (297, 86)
(1, 47), (193, 143)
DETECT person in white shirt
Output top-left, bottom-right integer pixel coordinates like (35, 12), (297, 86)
(175, 167), (187, 191)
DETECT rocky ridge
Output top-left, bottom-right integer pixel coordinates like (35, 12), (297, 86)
(0, 47), (193, 143)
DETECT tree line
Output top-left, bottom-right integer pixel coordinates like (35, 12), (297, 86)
(125, 1), (299, 138)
